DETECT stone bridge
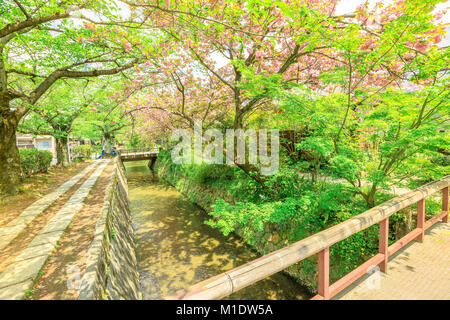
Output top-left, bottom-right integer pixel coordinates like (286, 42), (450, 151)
(118, 148), (159, 171)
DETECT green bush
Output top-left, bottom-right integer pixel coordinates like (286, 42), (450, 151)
(158, 150), (387, 289)
(72, 145), (92, 159)
(19, 148), (53, 176)
(157, 150), (236, 183)
(189, 163), (235, 185)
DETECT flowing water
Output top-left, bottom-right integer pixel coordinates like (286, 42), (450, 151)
(125, 161), (311, 300)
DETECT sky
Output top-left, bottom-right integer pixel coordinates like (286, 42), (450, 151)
(106, 0), (449, 47)
(335, 0), (450, 47)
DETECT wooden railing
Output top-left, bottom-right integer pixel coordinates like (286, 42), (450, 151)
(117, 147), (159, 155)
(165, 175), (450, 300)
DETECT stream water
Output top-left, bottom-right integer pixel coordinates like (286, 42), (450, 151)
(125, 161), (311, 300)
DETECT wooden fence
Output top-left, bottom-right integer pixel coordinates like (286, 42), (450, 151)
(165, 175), (450, 300)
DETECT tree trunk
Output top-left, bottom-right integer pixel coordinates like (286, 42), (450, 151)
(103, 133), (113, 157)
(55, 137), (70, 167)
(366, 184), (377, 208)
(230, 116), (267, 186)
(0, 109), (21, 195)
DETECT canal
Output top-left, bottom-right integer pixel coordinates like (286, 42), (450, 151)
(125, 161), (311, 300)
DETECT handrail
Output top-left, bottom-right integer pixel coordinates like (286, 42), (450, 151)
(165, 175), (450, 300)
(118, 148), (159, 154)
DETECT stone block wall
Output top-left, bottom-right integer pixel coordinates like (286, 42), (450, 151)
(78, 158), (141, 300)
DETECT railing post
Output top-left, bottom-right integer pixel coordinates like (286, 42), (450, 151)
(443, 187), (449, 223)
(318, 247), (330, 299)
(379, 217), (389, 273)
(417, 199), (425, 242)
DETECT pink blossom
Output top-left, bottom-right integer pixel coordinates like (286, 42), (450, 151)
(433, 10), (445, 20)
(84, 23), (97, 31)
(386, 14), (397, 22)
(433, 34), (443, 44)
(360, 38), (378, 51)
(403, 52), (415, 60)
(390, 62), (402, 72)
(414, 41), (431, 52)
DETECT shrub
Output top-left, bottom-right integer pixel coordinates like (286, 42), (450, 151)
(157, 150), (236, 184)
(72, 145), (92, 159)
(19, 148), (53, 176)
(190, 163), (235, 185)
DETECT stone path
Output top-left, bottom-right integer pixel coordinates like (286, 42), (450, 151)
(0, 160), (110, 299)
(0, 161), (99, 251)
(335, 221), (450, 300)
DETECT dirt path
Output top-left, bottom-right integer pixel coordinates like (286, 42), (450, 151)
(0, 162), (99, 251)
(0, 163), (100, 274)
(0, 162), (91, 227)
(29, 161), (115, 300)
(0, 160), (110, 300)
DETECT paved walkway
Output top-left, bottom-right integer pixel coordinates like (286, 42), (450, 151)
(335, 221), (450, 300)
(0, 161), (99, 251)
(0, 160), (110, 300)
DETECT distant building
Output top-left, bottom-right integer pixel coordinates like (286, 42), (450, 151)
(16, 134), (57, 165)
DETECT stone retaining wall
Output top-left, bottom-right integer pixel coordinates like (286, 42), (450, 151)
(156, 160), (318, 293)
(78, 158), (141, 300)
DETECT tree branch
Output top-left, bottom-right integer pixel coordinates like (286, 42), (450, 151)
(12, 0), (30, 19)
(0, 11), (70, 39)
(29, 59), (139, 105)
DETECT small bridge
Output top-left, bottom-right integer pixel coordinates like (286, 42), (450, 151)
(118, 148), (159, 170)
(166, 175), (450, 300)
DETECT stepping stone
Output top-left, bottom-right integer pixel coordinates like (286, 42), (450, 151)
(0, 280), (33, 300)
(0, 162), (100, 250)
(28, 230), (64, 248)
(0, 224), (26, 237)
(15, 203), (47, 218)
(6, 215), (36, 227)
(0, 234), (16, 251)
(40, 219), (72, 234)
(15, 243), (55, 262)
(0, 160), (110, 299)
(0, 255), (48, 289)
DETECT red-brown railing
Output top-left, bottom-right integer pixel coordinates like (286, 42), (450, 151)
(165, 175), (450, 300)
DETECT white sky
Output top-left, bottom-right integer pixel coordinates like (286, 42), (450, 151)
(335, 0), (450, 47)
(78, 1), (450, 47)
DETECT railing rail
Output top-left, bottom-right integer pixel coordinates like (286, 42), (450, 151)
(117, 147), (159, 155)
(165, 175), (450, 300)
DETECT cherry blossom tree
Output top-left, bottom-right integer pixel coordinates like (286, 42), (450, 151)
(0, 0), (158, 194)
(122, 0), (447, 184)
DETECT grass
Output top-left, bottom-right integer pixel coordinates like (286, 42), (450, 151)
(25, 289), (34, 298)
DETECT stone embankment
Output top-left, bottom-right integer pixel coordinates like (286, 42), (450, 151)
(78, 157), (141, 300)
